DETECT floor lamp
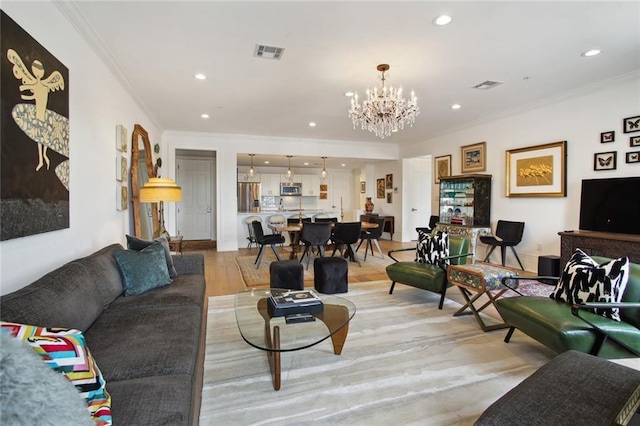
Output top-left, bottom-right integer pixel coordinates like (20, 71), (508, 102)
(139, 177), (182, 241)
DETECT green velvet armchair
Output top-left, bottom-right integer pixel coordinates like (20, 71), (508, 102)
(386, 236), (471, 309)
(495, 256), (640, 359)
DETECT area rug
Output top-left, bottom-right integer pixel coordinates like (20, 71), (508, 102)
(236, 252), (393, 286)
(199, 280), (555, 425)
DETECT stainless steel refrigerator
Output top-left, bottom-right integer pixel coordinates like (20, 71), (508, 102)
(237, 182), (261, 212)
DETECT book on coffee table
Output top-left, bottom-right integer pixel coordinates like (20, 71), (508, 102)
(267, 290), (324, 317)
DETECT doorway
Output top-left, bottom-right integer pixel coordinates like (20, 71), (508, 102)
(176, 150), (216, 241)
(404, 156), (432, 241)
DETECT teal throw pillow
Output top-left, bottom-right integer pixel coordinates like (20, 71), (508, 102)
(126, 235), (177, 278)
(113, 242), (172, 296)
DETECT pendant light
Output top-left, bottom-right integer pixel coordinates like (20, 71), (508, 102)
(246, 154), (256, 180)
(285, 155), (294, 181)
(320, 156), (328, 181)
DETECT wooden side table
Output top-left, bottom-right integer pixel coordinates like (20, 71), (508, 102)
(447, 263), (517, 331)
(168, 236), (183, 254)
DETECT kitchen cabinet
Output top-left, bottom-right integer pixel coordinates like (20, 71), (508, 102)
(281, 174), (302, 183)
(438, 174), (491, 227)
(301, 174), (320, 196)
(237, 172), (260, 183)
(261, 174), (281, 196)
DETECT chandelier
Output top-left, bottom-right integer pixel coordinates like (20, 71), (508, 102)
(348, 64), (419, 139)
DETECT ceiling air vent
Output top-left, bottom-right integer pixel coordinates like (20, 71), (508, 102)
(472, 80), (503, 90)
(254, 44), (285, 60)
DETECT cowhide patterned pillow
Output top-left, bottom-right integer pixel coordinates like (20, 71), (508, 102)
(415, 230), (449, 267)
(550, 249), (630, 321)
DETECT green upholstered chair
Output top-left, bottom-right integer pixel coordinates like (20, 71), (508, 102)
(386, 236), (471, 309)
(495, 256), (640, 359)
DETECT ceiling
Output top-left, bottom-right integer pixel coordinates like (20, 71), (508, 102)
(63, 1), (640, 168)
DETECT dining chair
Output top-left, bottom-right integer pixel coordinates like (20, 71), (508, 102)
(331, 222), (363, 267)
(299, 222), (332, 269)
(251, 221), (285, 269)
(479, 220), (525, 270)
(244, 215), (262, 249)
(356, 217), (385, 260)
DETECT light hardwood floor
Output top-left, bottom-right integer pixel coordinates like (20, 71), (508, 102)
(184, 239), (415, 298)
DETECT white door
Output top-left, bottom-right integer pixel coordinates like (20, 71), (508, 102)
(405, 157), (432, 241)
(176, 157), (214, 240)
(331, 172), (352, 221)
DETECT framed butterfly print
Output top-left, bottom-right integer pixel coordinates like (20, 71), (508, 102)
(594, 151), (617, 171)
(630, 135), (640, 147)
(623, 115), (640, 133)
(600, 131), (615, 143)
(505, 141), (567, 197)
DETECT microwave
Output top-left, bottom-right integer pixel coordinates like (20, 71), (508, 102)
(280, 182), (302, 196)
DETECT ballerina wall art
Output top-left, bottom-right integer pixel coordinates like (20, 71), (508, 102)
(1, 10), (69, 240)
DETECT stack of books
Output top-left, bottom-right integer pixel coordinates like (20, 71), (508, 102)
(267, 290), (324, 317)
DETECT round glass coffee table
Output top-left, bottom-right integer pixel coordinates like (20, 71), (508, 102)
(235, 288), (356, 390)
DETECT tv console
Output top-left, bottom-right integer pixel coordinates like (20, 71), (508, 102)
(558, 230), (640, 267)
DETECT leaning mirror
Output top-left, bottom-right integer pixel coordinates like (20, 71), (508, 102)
(130, 124), (158, 239)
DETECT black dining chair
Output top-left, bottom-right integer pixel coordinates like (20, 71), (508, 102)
(251, 221), (285, 269)
(331, 222), (363, 267)
(479, 220), (525, 270)
(299, 222), (332, 269)
(356, 217), (385, 260)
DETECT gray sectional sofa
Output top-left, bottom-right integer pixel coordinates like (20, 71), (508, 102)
(0, 243), (207, 425)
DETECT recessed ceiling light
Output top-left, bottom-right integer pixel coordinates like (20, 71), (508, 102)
(451, 104), (462, 110)
(200, 113), (209, 119)
(308, 122), (316, 127)
(344, 91), (355, 97)
(433, 15), (452, 26)
(581, 49), (601, 57)
(341, 163), (346, 167)
(194, 73), (207, 80)
(303, 162), (309, 166)
(264, 161), (270, 164)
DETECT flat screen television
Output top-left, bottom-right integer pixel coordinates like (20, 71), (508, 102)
(579, 177), (640, 235)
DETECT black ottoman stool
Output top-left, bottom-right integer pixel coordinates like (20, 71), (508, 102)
(314, 257), (348, 294)
(269, 260), (304, 290)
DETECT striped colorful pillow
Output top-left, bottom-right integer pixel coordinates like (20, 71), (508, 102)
(1, 322), (112, 426)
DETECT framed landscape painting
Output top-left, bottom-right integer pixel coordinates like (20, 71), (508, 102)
(506, 141), (567, 197)
(461, 142), (486, 173)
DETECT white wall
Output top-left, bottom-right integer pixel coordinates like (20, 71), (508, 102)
(401, 72), (640, 270)
(0, 3), (159, 295)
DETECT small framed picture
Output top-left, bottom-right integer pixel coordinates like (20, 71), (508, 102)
(386, 192), (392, 203)
(593, 151), (617, 171)
(117, 185), (128, 211)
(360, 181), (366, 193)
(116, 124), (127, 151)
(319, 192), (328, 199)
(461, 141), (486, 173)
(376, 178), (385, 198)
(385, 174), (393, 189)
(626, 151), (640, 164)
(623, 115), (640, 133)
(116, 154), (123, 181)
(434, 155), (451, 183)
(319, 184), (328, 192)
(630, 135), (640, 147)
(600, 131), (615, 143)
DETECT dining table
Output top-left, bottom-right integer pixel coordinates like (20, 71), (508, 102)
(268, 221), (379, 260)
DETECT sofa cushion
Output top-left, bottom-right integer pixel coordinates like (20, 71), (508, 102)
(126, 235), (177, 278)
(106, 375), (194, 426)
(1, 322), (112, 425)
(0, 261), (104, 332)
(550, 249), (630, 321)
(112, 243), (172, 297)
(84, 305), (202, 383)
(415, 230), (449, 266)
(0, 333), (94, 426)
(72, 244), (124, 308)
(105, 275), (205, 312)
